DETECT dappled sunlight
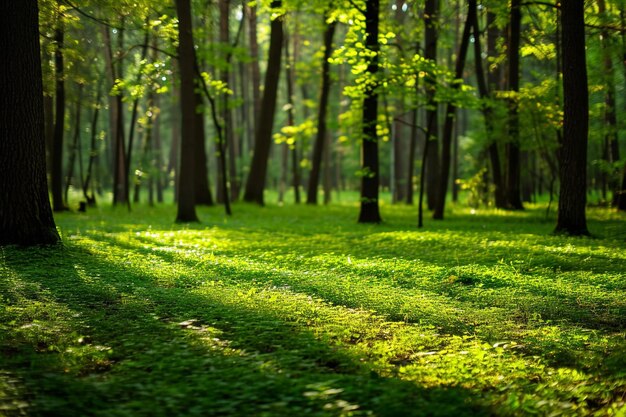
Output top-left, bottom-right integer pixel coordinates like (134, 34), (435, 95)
(2, 204), (626, 415)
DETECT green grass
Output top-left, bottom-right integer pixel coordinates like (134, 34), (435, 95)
(1, 197), (626, 416)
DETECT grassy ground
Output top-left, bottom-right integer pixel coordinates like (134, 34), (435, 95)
(1, 197), (626, 416)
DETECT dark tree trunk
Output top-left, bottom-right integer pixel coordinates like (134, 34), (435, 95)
(125, 29), (150, 209)
(618, 4), (626, 211)
(405, 104), (418, 205)
(358, 0), (382, 223)
(505, 0), (524, 210)
(474, 9), (507, 208)
(168, 60), (180, 194)
(64, 83), (84, 204)
(194, 91), (214, 205)
(51, 24), (66, 212)
(598, 0), (621, 206)
(102, 25), (128, 207)
(0, 0), (60, 245)
(284, 30), (301, 204)
(433, 0), (473, 220)
(307, 19), (336, 205)
(175, 0), (199, 222)
(153, 94), (165, 204)
(323, 131), (332, 205)
(243, 0), (284, 205)
(424, 0), (440, 211)
(555, 0), (589, 235)
(247, 3), (261, 153)
(83, 83), (101, 205)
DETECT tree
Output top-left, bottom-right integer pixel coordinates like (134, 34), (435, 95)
(505, 0), (524, 210)
(0, 0), (60, 245)
(307, 17), (336, 205)
(424, 0), (440, 211)
(432, 0), (473, 220)
(51, 15), (67, 212)
(175, 0), (199, 222)
(555, 0), (589, 235)
(358, 0), (382, 223)
(243, 0), (284, 205)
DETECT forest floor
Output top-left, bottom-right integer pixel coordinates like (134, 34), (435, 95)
(1, 197), (626, 416)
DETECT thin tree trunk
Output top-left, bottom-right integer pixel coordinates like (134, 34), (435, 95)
(247, 3), (261, 153)
(307, 19), (336, 204)
(243, 0), (284, 205)
(618, 4), (626, 211)
(475, 8), (506, 208)
(424, 0), (440, 211)
(194, 90), (214, 205)
(287, 22), (302, 204)
(83, 82), (101, 205)
(51, 23), (66, 212)
(597, 0), (621, 206)
(433, 0), (473, 220)
(125, 28), (150, 209)
(323, 131), (332, 204)
(505, 0), (524, 210)
(64, 83), (84, 204)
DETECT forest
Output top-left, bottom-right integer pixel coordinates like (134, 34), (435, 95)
(1, 0), (626, 416)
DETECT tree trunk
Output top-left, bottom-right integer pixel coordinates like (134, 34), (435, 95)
(0, 0), (60, 245)
(555, 0), (589, 235)
(424, 0), (440, 211)
(358, 0), (382, 223)
(175, 0), (199, 222)
(125, 29), (150, 209)
(243, 0), (284, 205)
(194, 90), (214, 205)
(433, 0), (473, 220)
(307, 19), (336, 205)
(247, 3), (261, 153)
(284, 29), (301, 204)
(83, 83), (101, 205)
(597, 0), (621, 206)
(474, 8), (506, 208)
(51, 23), (66, 212)
(505, 0), (524, 210)
(64, 83), (84, 204)
(618, 4), (626, 211)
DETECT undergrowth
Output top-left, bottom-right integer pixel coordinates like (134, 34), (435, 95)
(1, 199), (625, 416)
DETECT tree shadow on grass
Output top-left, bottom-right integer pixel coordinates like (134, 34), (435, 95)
(69, 233), (626, 388)
(96, 230), (626, 334)
(1, 245), (489, 417)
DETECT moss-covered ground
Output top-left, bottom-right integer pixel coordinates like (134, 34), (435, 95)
(1, 198), (626, 416)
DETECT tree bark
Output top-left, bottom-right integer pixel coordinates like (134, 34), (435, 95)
(0, 0), (60, 245)
(247, 3), (261, 153)
(424, 0), (440, 211)
(307, 19), (336, 205)
(474, 10), (506, 208)
(51, 23), (66, 212)
(433, 0), (473, 220)
(555, 0), (589, 235)
(243, 0), (284, 205)
(83, 83), (101, 205)
(284, 28), (301, 204)
(175, 0), (199, 222)
(597, 0), (621, 206)
(505, 0), (524, 210)
(358, 0), (382, 223)
(194, 90), (214, 205)
(64, 83), (84, 204)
